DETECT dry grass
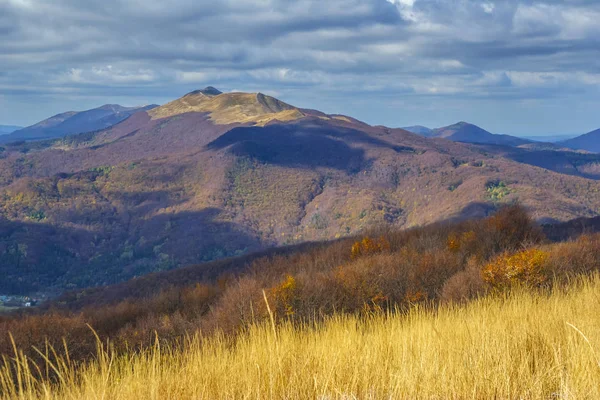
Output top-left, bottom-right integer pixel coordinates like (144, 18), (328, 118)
(3, 274), (600, 399)
(149, 91), (305, 126)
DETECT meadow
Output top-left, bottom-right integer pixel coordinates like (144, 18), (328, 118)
(2, 274), (600, 399)
(2, 205), (600, 399)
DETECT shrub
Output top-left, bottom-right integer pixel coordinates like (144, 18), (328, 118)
(270, 275), (298, 317)
(332, 262), (388, 312)
(0, 206), (575, 366)
(447, 231), (476, 252)
(351, 236), (390, 259)
(27, 209), (46, 221)
(544, 234), (600, 278)
(481, 248), (549, 290)
(441, 257), (486, 302)
(481, 204), (545, 254)
(485, 180), (510, 201)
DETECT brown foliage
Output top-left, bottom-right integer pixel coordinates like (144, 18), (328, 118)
(481, 249), (549, 290)
(5, 205), (600, 368)
(440, 257), (486, 302)
(351, 236), (391, 259)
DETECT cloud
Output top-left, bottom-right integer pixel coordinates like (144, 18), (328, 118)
(57, 66), (157, 85)
(0, 0), (599, 134)
(481, 3), (495, 14)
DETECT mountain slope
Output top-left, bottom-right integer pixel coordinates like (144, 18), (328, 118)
(0, 125), (23, 135)
(401, 125), (433, 136)
(524, 134), (578, 143)
(149, 88), (305, 126)
(2, 88), (600, 294)
(561, 128), (600, 153)
(429, 122), (530, 146)
(0, 104), (158, 143)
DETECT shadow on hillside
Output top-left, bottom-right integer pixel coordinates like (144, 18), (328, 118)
(443, 202), (498, 223)
(55, 236), (335, 310)
(0, 218), (88, 294)
(134, 207), (262, 261)
(542, 216), (600, 242)
(0, 207), (262, 295)
(206, 119), (414, 172)
(114, 189), (190, 215)
(478, 144), (600, 180)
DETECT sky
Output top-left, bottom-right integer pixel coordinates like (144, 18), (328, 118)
(1, 0), (599, 136)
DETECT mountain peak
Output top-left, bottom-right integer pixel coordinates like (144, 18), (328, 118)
(449, 121), (472, 128)
(562, 127), (600, 153)
(185, 86), (223, 97)
(428, 121), (529, 146)
(149, 89), (304, 126)
(98, 104), (127, 112)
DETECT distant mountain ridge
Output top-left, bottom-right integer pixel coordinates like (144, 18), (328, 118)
(0, 104), (158, 143)
(401, 125), (433, 136)
(524, 134), (579, 143)
(403, 122), (530, 146)
(431, 122), (530, 146)
(0, 125), (23, 135)
(561, 128), (600, 153)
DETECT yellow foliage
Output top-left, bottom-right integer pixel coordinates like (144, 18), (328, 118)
(447, 234), (460, 252)
(270, 275), (297, 317)
(351, 236), (391, 259)
(447, 230), (476, 252)
(404, 290), (427, 304)
(481, 248), (548, 290)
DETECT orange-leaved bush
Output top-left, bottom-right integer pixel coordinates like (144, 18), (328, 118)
(481, 248), (549, 290)
(270, 275), (298, 317)
(447, 230), (477, 252)
(351, 236), (390, 259)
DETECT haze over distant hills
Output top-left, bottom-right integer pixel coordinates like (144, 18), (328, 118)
(401, 125), (433, 136)
(0, 104), (158, 144)
(3, 87), (600, 294)
(403, 122), (600, 153)
(524, 134), (579, 143)
(403, 122), (530, 147)
(0, 125), (22, 135)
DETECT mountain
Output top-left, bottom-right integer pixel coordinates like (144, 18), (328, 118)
(0, 104), (158, 143)
(401, 125), (433, 136)
(2, 87), (600, 294)
(428, 122), (530, 146)
(149, 87), (304, 125)
(561, 128), (600, 153)
(405, 121), (530, 146)
(524, 134), (578, 143)
(0, 125), (23, 135)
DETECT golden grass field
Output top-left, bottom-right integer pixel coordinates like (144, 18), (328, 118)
(3, 274), (600, 399)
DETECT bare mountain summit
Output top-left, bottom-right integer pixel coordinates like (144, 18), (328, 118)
(149, 87), (305, 126)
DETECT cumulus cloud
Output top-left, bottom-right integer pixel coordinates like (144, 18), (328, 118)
(0, 0), (599, 134)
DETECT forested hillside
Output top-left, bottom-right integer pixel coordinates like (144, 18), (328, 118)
(2, 89), (600, 294)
